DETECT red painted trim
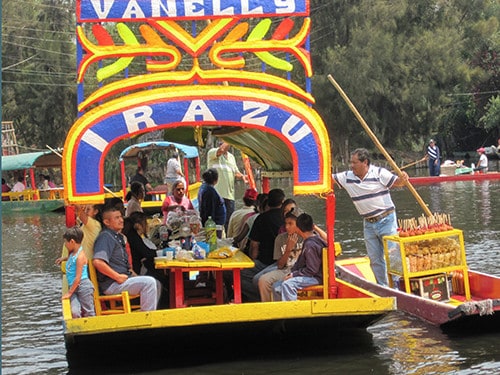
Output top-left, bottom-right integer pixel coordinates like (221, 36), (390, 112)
(409, 173), (500, 184)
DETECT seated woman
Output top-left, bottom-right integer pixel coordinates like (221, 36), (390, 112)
(161, 180), (194, 224)
(125, 181), (144, 217)
(123, 212), (168, 288)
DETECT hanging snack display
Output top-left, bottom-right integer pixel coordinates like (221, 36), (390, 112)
(397, 213), (453, 237)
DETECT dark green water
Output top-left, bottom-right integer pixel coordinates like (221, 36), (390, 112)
(2, 180), (500, 374)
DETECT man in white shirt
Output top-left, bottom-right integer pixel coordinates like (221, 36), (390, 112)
(333, 148), (408, 286)
(207, 142), (247, 231)
(164, 152), (185, 186)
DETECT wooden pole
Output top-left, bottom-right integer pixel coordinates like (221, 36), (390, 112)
(394, 157), (427, 172)
(327, 75), (432, 217)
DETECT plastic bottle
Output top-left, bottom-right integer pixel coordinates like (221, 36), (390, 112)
(205, 216), (217, 252)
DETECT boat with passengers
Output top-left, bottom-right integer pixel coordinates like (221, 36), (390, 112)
(61, 0), (396, 367)
(2, 150), (65, 213)
(118, 140), (202, 214)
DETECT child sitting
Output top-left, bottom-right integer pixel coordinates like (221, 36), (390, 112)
(56, 226), (95, 318)
(272, 213), (326, 301)
(257, 210), (303, 302)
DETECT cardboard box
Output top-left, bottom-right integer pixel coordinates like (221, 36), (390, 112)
(410, 273), (450, 302)
(440, 165), (456, 176)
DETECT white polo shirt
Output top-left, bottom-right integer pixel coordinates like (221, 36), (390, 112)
(333, 165), (396, 218)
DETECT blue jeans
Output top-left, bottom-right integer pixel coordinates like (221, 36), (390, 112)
(104, 275), (160, 311)
(428, 159), (440, 176)
(70, 278), (95, 318)
(363, 212), (397, 286)
(273, 276), (319, 301)
(252, 262), (278, 289)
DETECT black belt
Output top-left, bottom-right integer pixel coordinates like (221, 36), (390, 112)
(365, 210), (394, 223)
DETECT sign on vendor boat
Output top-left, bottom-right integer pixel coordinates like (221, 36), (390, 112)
(61, 0), (396, 367)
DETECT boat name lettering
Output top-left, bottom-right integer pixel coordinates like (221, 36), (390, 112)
(121, 100), (311, 144)
(79, 0), (306, 21)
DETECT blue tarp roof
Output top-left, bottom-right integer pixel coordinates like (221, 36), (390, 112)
(119, 141), (199, 161)
(2, 150), (61, 171)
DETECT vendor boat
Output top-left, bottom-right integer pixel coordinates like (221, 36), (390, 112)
(61, 0), (396, 367)
(2, 150), (64, 213)
(409, 172), (500, 185)
(336, 229), (500, 332)
(119, 141), (202, 214)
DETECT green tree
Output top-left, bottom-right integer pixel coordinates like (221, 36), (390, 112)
(310, 0), (498, 158)
(2, 0), (76, 151)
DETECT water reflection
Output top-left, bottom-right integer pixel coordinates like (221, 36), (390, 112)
(369, 312), (463, 374)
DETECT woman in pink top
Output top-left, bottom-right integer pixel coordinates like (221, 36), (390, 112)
(161, 180), (194, 223)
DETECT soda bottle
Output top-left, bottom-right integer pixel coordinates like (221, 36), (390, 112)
(205, 216), (217, 252)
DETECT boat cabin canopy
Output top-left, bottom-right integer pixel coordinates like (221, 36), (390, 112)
(2, 150), (61, 171)
(119, 141), (199, 161)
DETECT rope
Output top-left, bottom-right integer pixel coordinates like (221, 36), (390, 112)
(460, 299), (494, 316)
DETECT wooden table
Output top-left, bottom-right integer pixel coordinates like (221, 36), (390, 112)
(155, 250), (254, 308)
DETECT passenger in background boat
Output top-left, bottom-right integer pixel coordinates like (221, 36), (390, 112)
(164, 152), (185, 187)
(93, 206), (160, 311)
(130, 166), (153, 201)
(38, 173), (49, 190)
(11, 176), (25, 192)
(240, 188), (285, 301)
(333, 148), (408, 286)
(475, 148), (488, 173)
(207, 141), (248, 231)
(161, 180), (194, 224)
(226, 188), (258, 238)
(258, 209), (303, 302)
(45, 175), (56, 188)
(123, 212), (168, 292)
(2, 178), (11, 200)
(425, 139), (441, 176)
(272, 213), (326, 301)
(198, 168), (226, 227)
(125, 181), (145, 217)
(56, 226), (95, 318)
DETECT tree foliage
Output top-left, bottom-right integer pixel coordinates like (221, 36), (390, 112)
(2, 0), (76, 151)
(1, 0), (498, 159)
(310, 0), (499, 158)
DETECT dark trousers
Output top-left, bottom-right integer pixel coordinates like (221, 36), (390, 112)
(428, 159), (440, 176)
(223, 198), (235, 232)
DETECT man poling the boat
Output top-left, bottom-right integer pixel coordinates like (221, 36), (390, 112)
(333, 148), (408, 286)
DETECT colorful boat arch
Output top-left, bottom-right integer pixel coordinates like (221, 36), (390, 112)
(62, 85), (331, 204)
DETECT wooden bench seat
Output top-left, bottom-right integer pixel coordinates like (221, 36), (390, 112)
(297, 243), (342, 300)
(87, 262), (140, 315)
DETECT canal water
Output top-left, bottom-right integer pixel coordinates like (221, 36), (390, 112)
(2, 180), (500, 374)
